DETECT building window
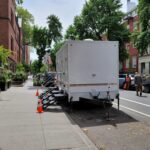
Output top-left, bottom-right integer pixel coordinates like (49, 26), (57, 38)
(132, 56), (137, 68)
(11, 10), (14, 28)
(0, 61), (2, 67)
(126, 44), (130, 52)
(148, 47), (150, 55)
(17, 50), (19, 62)
(11, 37), (14, 52)
(149, 62), (150, 74)
(12, 0), (15, 5)
(126, 59), (130, 69)
(133, 21), (138, 31)
(141, 62), (145, 74)
(127, 24), (130, 30)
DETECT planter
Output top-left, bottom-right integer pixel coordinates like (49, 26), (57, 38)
(33, 82), (42, 86)
(12, 80), (24, 85)
(7, 81), (11, 89)
(0, 82), (7, 91)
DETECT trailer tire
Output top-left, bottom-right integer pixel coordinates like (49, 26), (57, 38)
(68, 97), (73, 113)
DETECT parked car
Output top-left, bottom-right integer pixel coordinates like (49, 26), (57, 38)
(119, 74), (126, 88)
(143, 79), (150, 93)
(129, 74), (135, 89)
(119, 73), (135, 89)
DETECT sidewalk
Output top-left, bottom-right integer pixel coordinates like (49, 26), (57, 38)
(0, 77), (98, 150)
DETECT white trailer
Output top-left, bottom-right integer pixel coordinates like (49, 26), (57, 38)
(56, 40), (119, 103)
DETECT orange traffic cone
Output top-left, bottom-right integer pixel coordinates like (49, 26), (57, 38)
(37, 99), (44, 113)
(36, 89), (39, 97)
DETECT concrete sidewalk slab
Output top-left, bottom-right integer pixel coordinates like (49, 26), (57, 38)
(0, 78), (98, 150)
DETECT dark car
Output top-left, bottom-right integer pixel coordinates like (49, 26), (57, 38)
(143, 79), (150, 93)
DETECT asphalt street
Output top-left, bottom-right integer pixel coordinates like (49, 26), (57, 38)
(68, 89), (150, 150)
(114, 90), (150, 122)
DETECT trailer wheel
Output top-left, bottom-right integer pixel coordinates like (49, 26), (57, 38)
(68, 97), (73, 113)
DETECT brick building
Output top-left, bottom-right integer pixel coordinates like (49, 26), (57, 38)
(122, 7), (139, 73)
(0, 0), (23, 71)
(122, 0), (150, 75)
(120, 0), (139, 73)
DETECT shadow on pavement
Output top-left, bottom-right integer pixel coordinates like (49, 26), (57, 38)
(0, 99), (10, 102)
(44, 100), (138, 128)
(27, 86), (46, 90)
(61, 101), (138, 128)
(139, 95), (148, 98)
(44, 106), (64, 113)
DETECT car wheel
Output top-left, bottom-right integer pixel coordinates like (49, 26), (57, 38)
(143, 86), (150, 93)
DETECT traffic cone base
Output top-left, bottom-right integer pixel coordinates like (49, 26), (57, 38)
(36, 107), (43, 113)
(37, 99), (44, 113)
(36, 89), (39, 96)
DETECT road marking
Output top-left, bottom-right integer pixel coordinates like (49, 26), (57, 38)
(120, 97), (150, 108)
(114, 103), (150, 118)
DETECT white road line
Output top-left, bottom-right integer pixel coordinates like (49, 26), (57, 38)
(114, 103), (150, 118)
(120, 97), (150, 108)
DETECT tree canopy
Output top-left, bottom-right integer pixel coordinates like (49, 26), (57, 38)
(17, 6), (34, 44)
(132, 0), (150, 55)
(50, 41), (64, 69)
(65, 25), (76, 40)
(47, 15), (63, 46)
(32, 26), (49, 70)
(32, 15), (62, 71)
(65, 0), (130, 62)
(31, 60), (40, 74)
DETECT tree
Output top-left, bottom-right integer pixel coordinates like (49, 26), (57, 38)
(40, 65), (48, 73)
(47, 15), (63, 47)
(22, 63), (30, 72)
(17, 6), (34, 44)
(31, 60), (40, 74)
(32, 26), (49, 70)
(50, 42), (64, 69)
(65, 0), (130, 62)
(132, 0), (150, 55)
(16, 0), (24, 4)
(32, 15), (62, 69)
(65, 15), (90, 40)
(0, 46), (11, 66)
(65, 25), (77, 40)
(16, 63), (25, 72)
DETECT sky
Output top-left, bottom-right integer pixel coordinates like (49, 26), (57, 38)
(22, 0), (138, 60)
